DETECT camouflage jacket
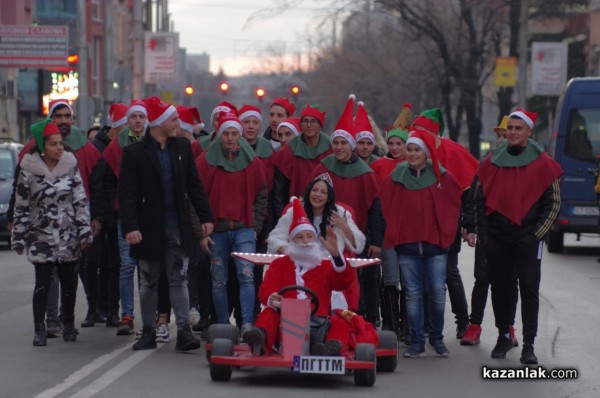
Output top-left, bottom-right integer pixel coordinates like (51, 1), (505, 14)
(11, 151), (92, 264)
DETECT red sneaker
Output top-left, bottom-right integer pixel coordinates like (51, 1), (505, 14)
(460, 324), (482, 345)
(117, 315), (134, 336)
(509, 325), (519, 347)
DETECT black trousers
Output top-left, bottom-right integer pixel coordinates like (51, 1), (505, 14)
(34, 262), (78, 325)
(187, 242), (212, 319)
(446, 231), (469, 327)
(358, 262), (381, 325)
(485, 234), (541, 345)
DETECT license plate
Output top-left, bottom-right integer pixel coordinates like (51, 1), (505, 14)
(571, 206), (600, 216)
(293, 355), (346, 374)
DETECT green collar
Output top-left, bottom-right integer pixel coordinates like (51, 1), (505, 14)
(205, 138), (256, 172)
(288, 132), (331, 159)
(365, 154), (379, 165)
(247, 136), (273, 158)
(321, 154), (373, 178)
(116, 126), (138, 147)
(490, 139), (543, 167)
(63, 126), (87, 151)
(391, 160), (445, 190)
(200, 134), (213, 150)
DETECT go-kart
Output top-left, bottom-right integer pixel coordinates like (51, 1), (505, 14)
(206, 256), (398, 387)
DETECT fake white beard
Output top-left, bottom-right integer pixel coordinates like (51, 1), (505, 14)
(288, 241), (322, 271)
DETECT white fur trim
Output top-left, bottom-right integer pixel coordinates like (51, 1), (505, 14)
(148, 105), (176, 127)
(217, 120), (242, 137)
(49, 101), (72, 117)
(331, 129), (356, 149)
(239, 110), (262, 122)
(349, 93), (356, 101)
(289, 223), (317, 239)
(112, 116), (127, 128)
(179, 119), (194, 133)
(406, 136), (431, 157)
(210, 106), (232, 123)
(127, 105), (147, 117)
(356, 131), (375, 143)
(509, 110), (534, 129)
(277, 122), (300, 136)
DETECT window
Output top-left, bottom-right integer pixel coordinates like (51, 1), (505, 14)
(92, 36), (101, 95)
(565, 109), (600, 163)
(91, 0), (102, 21)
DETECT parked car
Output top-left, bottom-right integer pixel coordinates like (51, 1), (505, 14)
(0, 139), (23, 244)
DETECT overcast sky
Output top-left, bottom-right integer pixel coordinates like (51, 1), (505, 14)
(169, 0), (340, 76)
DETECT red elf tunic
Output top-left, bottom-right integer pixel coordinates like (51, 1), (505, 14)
(436, 138), (479, 191)
(370, 155), (405, 183)
(249, 136), (275, 190)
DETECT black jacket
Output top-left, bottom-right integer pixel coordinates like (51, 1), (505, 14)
(118, 133), (214, 260)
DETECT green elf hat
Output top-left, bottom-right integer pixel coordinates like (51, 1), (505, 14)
(386, 126), (409, 143)
(413, 108), (445, 136)
(31, 119), (61, 153)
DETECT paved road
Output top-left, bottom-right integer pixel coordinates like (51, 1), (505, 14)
(0, 235), (598, 398)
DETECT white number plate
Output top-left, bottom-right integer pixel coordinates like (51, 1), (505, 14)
(293, 356), (346, 374)
(572, 206), (600, 216)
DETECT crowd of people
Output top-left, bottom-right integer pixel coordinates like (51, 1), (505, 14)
(7, 93), (562, 366)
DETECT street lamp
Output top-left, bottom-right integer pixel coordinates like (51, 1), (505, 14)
(256, 88), (265, 103)
(219, 81), (229, 95)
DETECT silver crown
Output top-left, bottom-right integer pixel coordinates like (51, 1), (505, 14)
(314, 172), (334, 188)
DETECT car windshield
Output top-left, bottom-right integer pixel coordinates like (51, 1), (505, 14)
(565, 108), (600, 163)
(0, 149), (15, 180)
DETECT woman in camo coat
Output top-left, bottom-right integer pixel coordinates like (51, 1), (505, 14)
(11, 120), (92, 346)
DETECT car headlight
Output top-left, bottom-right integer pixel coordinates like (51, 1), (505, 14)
(0, 203), (8, 215)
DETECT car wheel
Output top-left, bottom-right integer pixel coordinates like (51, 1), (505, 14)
(209, 338), (233, 382)
(376, 330), (398, 372)
(205, 324), (239, 363)
(354, 343), (376, 387)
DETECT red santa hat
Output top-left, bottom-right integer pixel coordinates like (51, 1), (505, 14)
(300, 104), (326, 127)
(277, 117), (301, 137)
(177, 106), (203, 133)
(127, 99), (147, 118)
(270, 97), (296, 116)
(238, 104), (262, 122)
(406, 130), (442, 184)
(108, 102), (128, 128)
(210, 101), (237, 124)
(48, 99), (73, 117)
(216, 111), (243, 137)
(509, 108), (538, 129)
(354, 100), (375, 144)
(144, 96), (177, 127)
(331, 94), (357, 149)
(289, 197), (317, 239)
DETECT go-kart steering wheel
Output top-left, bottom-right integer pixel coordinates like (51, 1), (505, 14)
(277, 285), (320, 316)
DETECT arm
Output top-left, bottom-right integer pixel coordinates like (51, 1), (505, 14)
(185, 143), (214, 226)
(6, 162), (21, 226)
(471, 175), (489, 245)
(89, 158), (106, 234)
(266, 207), (292, 254)
(11, 169), (30, 253)
(273, 168), (290, 218)
(117, 147), (140, 235)
(102, 160), (118, 222)
(533, 180), (561, 241)
(72, 169), (93, 246)
(336, 206), (366, 254)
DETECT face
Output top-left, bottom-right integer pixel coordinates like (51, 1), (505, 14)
(242, 116), (261, 143)
(300, 117), (321, 139)
(159, 112), (180, 137)
(292, 230), (316, 245)
(355, 138), (374, 159)
(128, 111), (147, 136)
(506, 118), (531, 147)
(220, 127), (240, 151)
(269, 105), (288, 131)
(44, 134), (64, 162)
(406, 143), (427, 169)
(388, 137), (406, 159)
(495, 129), (507, 147)
(277, 126), (296, 146)
(332, 136), (353, 162)
(51, 106), (73, 135)
(309, 180), (329, 210)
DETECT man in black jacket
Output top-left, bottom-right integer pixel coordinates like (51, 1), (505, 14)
(118, 97), (214, 351)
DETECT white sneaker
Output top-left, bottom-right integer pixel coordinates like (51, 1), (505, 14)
(156, 324), (170, 343)
(187, 307), (200, 326)
(135, 328), (143, 340)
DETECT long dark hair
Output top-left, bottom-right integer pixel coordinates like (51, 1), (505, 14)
(303, 177), (336, 239)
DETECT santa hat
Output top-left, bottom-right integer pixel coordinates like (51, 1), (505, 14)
(127, 99), (147, 118)
(354, 100), (375, 144)
(391, 102), (413, 130)
(31, 120), (61, 153)
(238, 104), (262, 122)
(288, 197), (317, 239)
(277, 117), (301, 137)
(413, 108), (445, 137)
(300, 104), (326, 127)
(509, 108), (537, 129)
(108, 103), (128, 129)
(48, 99), (73, 117)
(386, 126), (409, 143)
(144, 96), (177, 127)
(210, 101), (237, 124)
(270, 97), (296, 116)
(331, 94), (356, 149)
(177, 106), (203, 133)
(216, 111), (243, 137)
(406, 130), (442, 184)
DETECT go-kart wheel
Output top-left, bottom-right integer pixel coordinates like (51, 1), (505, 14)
(354, 343), (376, 387)
(376, 330), (398, 372)
(277, 285), (320, 315)
(206, 324), (239, 363)
(210, 338), (233, 382)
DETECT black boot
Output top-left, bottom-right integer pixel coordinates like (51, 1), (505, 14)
(81, 308), (96, 327)
(175, 325), (201, 351)
(63, 323), (77, 342)
(520, 343), (538, 365)
(133, 326), (157, 351)
(380, 286), (401, 339)
(491, 334), (514, 358)
(105, 313), (120, 327)
(33, 323), (47, 346)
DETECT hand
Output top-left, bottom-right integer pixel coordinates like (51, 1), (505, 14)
(126, 230), (143, 245)
(91, 219), (102, 236)
(466, 233), (477, 247)
(15, 246), (23, 255)
(329, 210), (348, 230)
(201, 223), (214, 236)
(200, 236), (215, 255)
(461, 228), (469, 242)
(367, 245), (382, 258)
(7, 222), (13, 236)
(267, 293), (282, 310)
(320, 226), (339, 257)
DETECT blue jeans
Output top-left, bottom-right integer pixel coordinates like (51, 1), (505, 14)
(210, 228), (255, 325)
(118, 222), (138, 318)
(399, 253), (447, 348)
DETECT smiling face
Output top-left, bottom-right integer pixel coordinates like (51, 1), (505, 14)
(388, 137), (406, 159)
(43, 134), (64, 162)
(506, 117), (531, 147)
(406, 143), (427, 169)
(309, 180), (329, 211)
(355, 138), (374, 160)
(51, 106), (73, 135)
(332, 136), (353, 162)
(220, 127), (241, 151)
(242, 116), (261, 144)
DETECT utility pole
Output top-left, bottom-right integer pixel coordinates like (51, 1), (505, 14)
(76, 0), (91, 129)
(517, 0), (528, 107)
(132, 0), (144, 99)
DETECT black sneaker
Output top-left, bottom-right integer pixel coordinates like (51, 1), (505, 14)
(63, 324), (77, 342)
(491, 334), (514, 358)
(175, 325), (201, 351)
(244, 327), (266, 355)
(520, 343), (538, 365)
(133, 326), (157, 350)
(81, 309), (96, 328)
(456, 323), (468, 339)
(192, 317), (210, 333)
(105, 313), (120, 327)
